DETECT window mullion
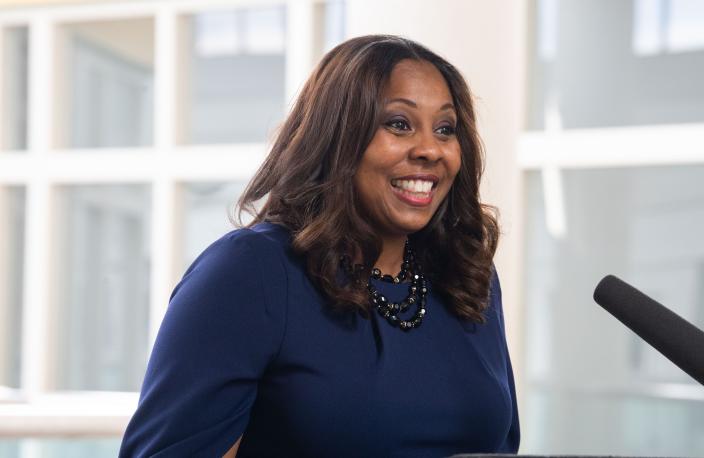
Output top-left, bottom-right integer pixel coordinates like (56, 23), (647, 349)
(149, 7), (178, 346)
(285, 0), (315, 103)
(21, 14), (54, 401)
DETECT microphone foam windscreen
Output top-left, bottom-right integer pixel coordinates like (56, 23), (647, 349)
(593, 275), (704, 385)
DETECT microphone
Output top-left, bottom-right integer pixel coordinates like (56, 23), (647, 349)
(593, 275), (704, 386)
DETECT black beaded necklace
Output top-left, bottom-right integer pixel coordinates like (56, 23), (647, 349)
(342, 240), (428, 331)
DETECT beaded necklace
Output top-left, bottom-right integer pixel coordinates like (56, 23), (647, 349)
(342, 240), (428, 331)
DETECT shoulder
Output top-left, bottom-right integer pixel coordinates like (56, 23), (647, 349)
(489, 265), (502, 304)
(172, 222), (293, 304)
(184, 222), (291, 276)
(487, 264), (507, 333)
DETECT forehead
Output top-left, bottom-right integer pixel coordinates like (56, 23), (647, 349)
(383, 59), (452, 102)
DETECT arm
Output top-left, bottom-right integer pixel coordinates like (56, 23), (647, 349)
(222, 437), (241, 458)
(119, 230), (288, 457)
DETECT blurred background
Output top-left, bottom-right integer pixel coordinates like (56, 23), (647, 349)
(0, 0), (703, 456)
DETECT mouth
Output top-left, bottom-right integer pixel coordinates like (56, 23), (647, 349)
(390, 175), (439, 207)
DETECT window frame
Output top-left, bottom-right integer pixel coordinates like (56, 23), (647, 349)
(0, 0), (333, 437)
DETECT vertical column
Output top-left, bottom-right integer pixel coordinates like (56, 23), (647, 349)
(285, 0), (315, 104)
(21, 15), (53, 398)
(0, 27), (5, 151)
(541, 165), (567, 239)
(0, 27), (9, 388)
(150, 7), (178, 346)
(0, 189), (9, 386)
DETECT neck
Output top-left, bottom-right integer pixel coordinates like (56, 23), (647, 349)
(374, 234), (407, 275)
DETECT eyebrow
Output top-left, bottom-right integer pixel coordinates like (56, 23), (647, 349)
(386, 97), (455, 112)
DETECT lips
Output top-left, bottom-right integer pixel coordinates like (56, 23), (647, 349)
(390, 174), (438, 207)
(391, 174), (439, 186)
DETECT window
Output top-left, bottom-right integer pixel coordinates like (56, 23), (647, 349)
(529, 0), (704, 130)
(523, 167), (704, 455)
(522, 1), (704, 456)
(0, 438), (122, 457)
(633, 0), (704, 55)
(52, 185), (151, 392)
(0, 1), (346, 452)
(58, 19), (154, 149)
(179, 181), (247, 270)
(0, 186), (25, 391)
(1, 26), (29, 151)
(183, 7), (286, 144)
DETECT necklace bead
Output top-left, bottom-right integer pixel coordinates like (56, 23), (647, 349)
(340, 240), (428, 332)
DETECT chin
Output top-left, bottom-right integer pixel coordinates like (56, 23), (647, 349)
(393, 216), (434, 234)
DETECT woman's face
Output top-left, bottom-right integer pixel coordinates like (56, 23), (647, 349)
(354, 59), (462, 238)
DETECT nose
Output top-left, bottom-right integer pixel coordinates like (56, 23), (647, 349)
(409, 128), (443, 162)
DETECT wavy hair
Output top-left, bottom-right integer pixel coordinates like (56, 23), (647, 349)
(236, 35), (499, 323)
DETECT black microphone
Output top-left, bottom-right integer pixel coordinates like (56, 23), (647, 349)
(593, 275), (704, 386)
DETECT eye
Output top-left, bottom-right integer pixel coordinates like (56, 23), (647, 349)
(385, 118), (411, 132)
(436, 124), (456, 137)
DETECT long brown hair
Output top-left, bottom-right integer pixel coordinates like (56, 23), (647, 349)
(236, 35), (499, 323)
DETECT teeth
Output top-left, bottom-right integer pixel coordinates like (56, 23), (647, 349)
(391, 179), (434, 193)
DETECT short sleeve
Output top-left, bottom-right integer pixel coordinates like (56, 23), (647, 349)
(119, 229), (288, 457)
(490, 268), (521, 453)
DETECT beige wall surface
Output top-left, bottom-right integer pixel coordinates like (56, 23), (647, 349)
(346, 0), (527, 367)
(0, 0), (130, 7)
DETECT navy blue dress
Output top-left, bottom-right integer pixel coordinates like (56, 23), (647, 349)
(119, 222), (520, 457)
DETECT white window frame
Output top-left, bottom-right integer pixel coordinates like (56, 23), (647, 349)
(518, 123), (704, 402)
(0, 0), (333, 437)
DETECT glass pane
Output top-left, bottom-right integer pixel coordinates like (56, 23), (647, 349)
(634, 0), (704, 54)
(528, 0), (704, 129)
(522, 166), (704, 456)
(184, 6), (286, 144)
(52, 185), (151, 391)
(524, 387), (704, 456)
(59, 19), (154, 148)
(0, 187), (25, 389)
(314, 0), (346, 59)
(0, 437), (120, 458)
(0, 439), (19, 458)
(1, 26), (29, 151)
(180, 181), (247, 271)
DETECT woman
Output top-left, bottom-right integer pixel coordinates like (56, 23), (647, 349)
(120, 35), (519, 457)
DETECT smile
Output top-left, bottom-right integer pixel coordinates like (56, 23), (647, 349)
(390, 178), (437, 207)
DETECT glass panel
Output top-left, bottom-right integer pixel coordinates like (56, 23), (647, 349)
(58, 19), (154, 148)
(0, 439), (19, 458)
(184, 6), (286, 144)
(314, 0), (346, 59)
(524, 387), (704, 456)
(52, 185), (151, 391)
(634, 0), (704, 55)
(528, 0), (704, 129)
(0, 187), (25, 389)
(180, 181), (247, 271)
(0, 437), (120, 458)
(522, 166), (704, 456)
(1, 26), (29, 151)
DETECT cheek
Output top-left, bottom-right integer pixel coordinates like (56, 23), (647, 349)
(357, 146), (398, 185)
(446, 146), (463, 183)
(355, 159), (383, 191)
(363, 131), (407, 169)
(353, 156), (385, 214)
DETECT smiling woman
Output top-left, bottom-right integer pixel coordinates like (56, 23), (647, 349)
(120, 35), (519, 457)
(354, 60), (462, 270)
